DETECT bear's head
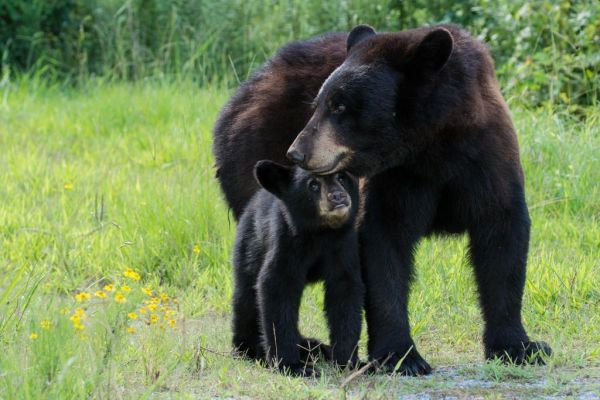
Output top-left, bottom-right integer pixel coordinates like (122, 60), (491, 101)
(254, 160), (359, 230)
(287, 25), (473, 177)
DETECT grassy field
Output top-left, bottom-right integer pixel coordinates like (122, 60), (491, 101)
(0, 79), (599, 399)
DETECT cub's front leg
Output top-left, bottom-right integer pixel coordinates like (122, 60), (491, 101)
(256, 256), (318, 377)
(323, 237), (365, 368)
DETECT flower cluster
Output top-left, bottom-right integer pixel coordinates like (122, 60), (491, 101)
(123, 268), (141, 281)
(133, 287), (178, 330)
(29, 267), (179, 341)
(69, 308), (86, 331)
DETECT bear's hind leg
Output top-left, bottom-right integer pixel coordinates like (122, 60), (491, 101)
(469, 192), (552, 365)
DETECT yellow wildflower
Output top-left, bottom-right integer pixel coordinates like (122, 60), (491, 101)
(147, 304), (157, 312)
(151, 297), (160, 305)
(70, 309), (86, 328)
(121, 285), (131, 293)
(64, 183), (73, 190)
(139, 308), (147, 315)
(40, 319), (52, 330)
(149, 314), (159, 324)
(167, 319), (176, 328)
(73, 322), (85, 331)
(193, 244), (201, 254)
(75, 292), (92, 302)
(114, 293), (126, 303)
(127, 327), (136, 334)
(123, 268), (141, 281)
(141, 287), (153, 296)
(104, 284), (115, 292)
(160, 293), (169, 302)
(95, 290), (107, 298)
(29, 333), (39, 340)
(127, 312), (138, 319)
(164, 309), (175, 317)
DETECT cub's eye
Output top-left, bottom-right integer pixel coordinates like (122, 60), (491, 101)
(331, 103), (346, 114)
(337, 174), (346, 185)
(308, 179), (320, 192)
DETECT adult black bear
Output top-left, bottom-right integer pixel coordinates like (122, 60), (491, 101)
(214, 24), (551, 375)
(232, 160), (363, 377)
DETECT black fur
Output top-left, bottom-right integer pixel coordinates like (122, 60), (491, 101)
(214, 24), (552, 376)
(232, 161), (364, 377)
(212, 33), (348, 219)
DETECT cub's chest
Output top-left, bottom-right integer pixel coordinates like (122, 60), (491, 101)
(306, 257), (327, 283)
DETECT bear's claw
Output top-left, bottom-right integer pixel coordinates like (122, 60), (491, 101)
(487, 340), (553, 365)
(370, 348), (432, 376)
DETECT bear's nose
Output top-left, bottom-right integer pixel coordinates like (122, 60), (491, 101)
(327, 191), (348, 206)
(286, 148), (305, 165)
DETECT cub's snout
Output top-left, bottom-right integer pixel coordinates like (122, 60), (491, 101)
(327, 190), (349, 208)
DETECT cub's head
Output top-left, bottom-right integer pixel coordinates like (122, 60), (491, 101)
(254, 160), (358, 230)
(287, 24), (474, 178)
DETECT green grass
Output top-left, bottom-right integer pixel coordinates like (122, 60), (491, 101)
(0, 79), (598, 399)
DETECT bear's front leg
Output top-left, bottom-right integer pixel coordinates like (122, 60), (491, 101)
(360, 178), (434, 376)
(324, 246), (364, 368)
(256, 261), (319, 377)
(469, 193), (552, 365)
(361, 227), (432, 375)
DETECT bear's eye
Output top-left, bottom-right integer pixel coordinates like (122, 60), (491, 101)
(331, 103), (346, 114)
(336, 174), (346, 185)
(308, 179), (320, 192)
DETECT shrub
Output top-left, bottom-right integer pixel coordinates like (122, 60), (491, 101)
(1, 0), (597, 106)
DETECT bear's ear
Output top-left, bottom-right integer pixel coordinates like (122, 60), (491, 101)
(347, 25), (376, 53)
(409, 28), (453, 77)
(254, 160), (293, 198)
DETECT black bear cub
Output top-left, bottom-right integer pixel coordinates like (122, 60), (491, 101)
(232, 160), (364, 377)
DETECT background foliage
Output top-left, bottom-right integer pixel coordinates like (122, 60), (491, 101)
(1, 0), (598, 106)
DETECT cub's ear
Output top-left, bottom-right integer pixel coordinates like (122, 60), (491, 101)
(254, 160), (293, 198)
(347, 25), (376, 53)
(409, 28), (453, 77)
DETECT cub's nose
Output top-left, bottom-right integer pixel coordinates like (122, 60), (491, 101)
(286, 148), (305, 165)
(327, 191), (348, 206)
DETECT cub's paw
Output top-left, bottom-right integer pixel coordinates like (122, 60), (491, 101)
(299, 337), (332, 362)
(232, 341), (264, 361)
(279, 362), (321, 378)
(487, 341), (552, 365)
(370, 347), (432, 376)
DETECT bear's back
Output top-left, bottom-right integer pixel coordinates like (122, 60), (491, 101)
(213, 33), (348, 219)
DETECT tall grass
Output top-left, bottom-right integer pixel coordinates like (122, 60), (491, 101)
(0, 79), (598, 398)
(1, 0), (599, 106)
